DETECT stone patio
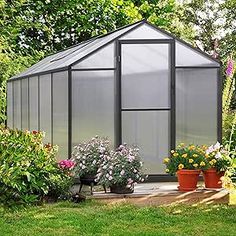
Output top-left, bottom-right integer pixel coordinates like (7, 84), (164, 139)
(72, 182), (229, 206)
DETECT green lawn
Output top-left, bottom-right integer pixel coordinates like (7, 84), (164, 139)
(0, 201), (236, 236)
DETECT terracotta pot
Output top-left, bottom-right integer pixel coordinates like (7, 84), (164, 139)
(177, 169), (201, 191)
(110, 184), (134, 194)
(203, 168), (224, 188)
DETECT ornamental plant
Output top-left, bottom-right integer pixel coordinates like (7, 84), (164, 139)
(203, 142), (231, 172)
(72, 136), (111, 177)
(163, 143), (206, 175)
(96, 144), (145, 187)
(0, 126), (73, 206)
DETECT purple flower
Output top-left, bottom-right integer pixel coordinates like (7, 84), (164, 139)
(226, 57), (234, 77)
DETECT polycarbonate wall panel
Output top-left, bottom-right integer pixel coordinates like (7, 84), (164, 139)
(72, 70), (114, 146)
(176, 41), (220, 67)
(7, 82), (13, 128)
(52, 71), (68, 160)
(122, 111), (170, 174)
(13, 80), (21, 129)
(21, 78), (29, 130)
(29, 76), (38, 131)
(121, 43), (170, 109)
(39, 74), (51, 143)
(72, 43), (115, 69)
(176, 68), (218, 145)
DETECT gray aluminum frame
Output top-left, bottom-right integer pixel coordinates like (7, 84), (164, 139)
(6, 20), (222, 182)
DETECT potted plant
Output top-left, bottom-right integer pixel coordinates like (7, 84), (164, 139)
(203, 142), (231, 188)
(96, 144), (145, 194)
(72, 136), (111, 192)
(164, 143), (206, 191)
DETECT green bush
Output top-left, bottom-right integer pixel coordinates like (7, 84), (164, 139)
(0, 126), (73, 206)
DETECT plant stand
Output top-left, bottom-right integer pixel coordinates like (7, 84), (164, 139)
(79, 175), (106, 195)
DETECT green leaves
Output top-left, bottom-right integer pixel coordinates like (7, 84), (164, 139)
(0, 126), (73, 206)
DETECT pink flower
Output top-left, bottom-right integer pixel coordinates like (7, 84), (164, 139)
(226, 57), (234, 77)
(59, 159), (75, 169)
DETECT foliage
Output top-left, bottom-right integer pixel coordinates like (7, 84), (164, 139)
(96, 144), (145, 187)
(222, 157), (236, 190)
(164, 143), (206, 174)
(0, 80), (6, 124)
(0, 127), (73, 206)
(203, 142), (231, 172)
(72, 136), (111, 177)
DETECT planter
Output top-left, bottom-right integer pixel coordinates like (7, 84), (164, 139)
(203, 168), (224, 188)
(177, 169), (201, 191)
(79, 173), (97, 195)
(80, 174), (97, 186)
(110, 184), (134, 194)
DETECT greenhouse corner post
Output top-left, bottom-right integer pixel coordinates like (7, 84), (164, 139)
(170, 40), (176, 151)
(217, 67), (223, 143)
(68, 66), (72, 159)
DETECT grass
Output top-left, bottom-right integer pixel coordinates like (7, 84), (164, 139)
(0, 201), (236, 236)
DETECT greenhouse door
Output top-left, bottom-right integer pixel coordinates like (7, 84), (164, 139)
(117, 39), (175, 176)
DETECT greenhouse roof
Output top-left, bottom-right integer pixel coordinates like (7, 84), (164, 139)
(11, 20), (220, 80)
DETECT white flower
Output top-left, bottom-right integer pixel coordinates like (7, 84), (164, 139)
(106, 174), (110, 178)
(82, 165), (86, 169)
(120, 170), (125, 176)
(215, 152), (222, 159)
(206, 145), (214, 154)
(92, 160), (97, 165)
(214, 141), (221, 150)
(127, 178), (133, 184)
(108, 176), (113, 181)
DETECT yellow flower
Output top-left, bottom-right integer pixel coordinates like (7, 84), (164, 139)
(200, 161), (206, 167)
(173, 153), (179, 157)
(212, 159), (217, 164)
(189, 145), (195, 150)
(165, 168), (170, 173)
(205, 154), (209, 158)
(189, 159), (194, 163)
(193, 154), (198, 158)
(209, 160), (214, 166)
(178, 164), (184, 170)
(163, 158), (170, 164)
(171, 150), (175, 154)
(193, 163), (199, 168)
(182, 153), (188, 158)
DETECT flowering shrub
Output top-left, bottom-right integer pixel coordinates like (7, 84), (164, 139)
(163, 143), (206, 175)
(0, 126), (73, 206)
(204, 142), (231, 172)
(96, 144), (145, 187)
(72, 136), (111, 177)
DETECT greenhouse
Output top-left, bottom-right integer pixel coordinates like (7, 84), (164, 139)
(7, 20), (221, 178)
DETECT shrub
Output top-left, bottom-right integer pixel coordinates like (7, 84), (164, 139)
(0, 126), (73, 206)
(96, 144), (145, 187)
(163, 143), (206, 175)
(72, 136), (111, 177)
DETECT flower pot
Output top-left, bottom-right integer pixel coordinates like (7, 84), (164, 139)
(80, 174), (97, 186)
(203, 168), (224, 188)
(110, 184), (134, 194)
(177, 169), (201, 191)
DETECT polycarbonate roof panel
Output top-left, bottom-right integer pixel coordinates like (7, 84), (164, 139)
(121, 24), (172, 39)
(11, 20), (220, 80)
(11, 21), (143, 79)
